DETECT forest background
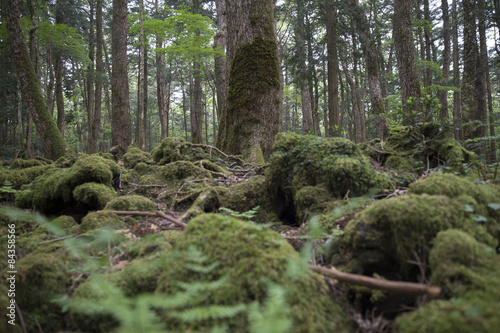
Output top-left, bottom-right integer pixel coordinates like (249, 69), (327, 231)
(0, 0), (499, 163)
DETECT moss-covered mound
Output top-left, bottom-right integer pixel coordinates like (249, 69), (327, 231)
(151, 137), (215, 165)
(155, 214), (350, 333)
(123, 145), (152, 168)
(0, 163), (54, 189)
(339, 173), (499, 279)
(104, 195), (156, 212)
(393, 229), (500, 332)
(73, 182), (118, 210)
(14, 155), (121, 214)
(266, 132), (388, 223)
(78, 210), (127, 233)
(219, 175), (279, 223)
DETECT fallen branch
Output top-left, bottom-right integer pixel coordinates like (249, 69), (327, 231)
(190, 143), (229, 158)
(110, 210), (187, 229)
(309, 264), (441, 299)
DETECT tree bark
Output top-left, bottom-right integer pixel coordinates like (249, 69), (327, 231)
(155, 0), (169, 140)
(461, 0), (478, 142)
(393, 0), (422, 125)
(451, 0), (461, 140)
(87, 0), (95, 151)
(325, 0), (340, 137)
(111, 0), (132, 152)
(217, 0), (281, 162)
(476, 0), (488, 156)
(295, 0), (314, 134)
(214, 0), (227, 124)
(438, 0), (451, 120)
(4, 0), (66, 160)
(90, 0), (103, 153)
(350, 0), (387, 140)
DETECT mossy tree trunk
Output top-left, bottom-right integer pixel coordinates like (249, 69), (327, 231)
(111, 0), (132, 152)
(4, 0), (66, 160)
(216, 0), (281, 162)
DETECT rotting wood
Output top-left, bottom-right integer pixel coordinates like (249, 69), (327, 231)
(309, 264), (441, 298)
(110, 210), (187, 229)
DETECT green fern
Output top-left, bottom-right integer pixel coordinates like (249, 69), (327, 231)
(218, 206), (260, 220)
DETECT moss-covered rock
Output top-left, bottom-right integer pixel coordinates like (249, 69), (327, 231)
(339, 193), (494, 279)
(128, 231), (180, 258)
(123, 145), (152, 168)
(79, 211), (127, 233)
(266, 132), (388, 223)
(220, 175), (279, 223)
(10, 158), (45, 169)
(73, 182), (118, 210)
(4, 249), (77, 332)
(0, 164), (54, 189)
(155, 213), (350, 332)
(393, 229), (500, 333)
(13, 155), (121, 214)
(104, 195), (156, 212)
(151, 137), (213, 165)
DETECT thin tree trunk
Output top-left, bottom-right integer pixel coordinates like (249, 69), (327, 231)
(393, 0), (422, 125)
(137, 0), (147, 150)
(476, 0), (488, 156)
(87, 0), (95, 151)
(155, 0), (168, 140)
(326, 0), (340, 137)
(461, 0), (478, 142)
(438, 0), (451, 120)
(452, 0), (461, 140)
(111, 0), (132, 152)
(343, 63), (363, 143)
(90, 0), (103, 153)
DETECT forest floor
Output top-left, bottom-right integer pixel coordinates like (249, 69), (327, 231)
(1, 123), (499, 332)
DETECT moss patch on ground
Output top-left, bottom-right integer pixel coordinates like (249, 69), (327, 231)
(393, 229), (500, 333)
(155, 213), (351, 333)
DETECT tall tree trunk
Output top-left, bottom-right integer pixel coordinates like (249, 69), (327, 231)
(55, 0), (65, 137)
(191, 0), (204, 144)
(295, 0), (314, 134)
(452, 0), (461, 140)
(423, 0), (433, 120)
(214, 0), (227, 144)
(217, 0), (281, 162)
(4, 0), (66, 160)
(137, 0), (147, 150)
(438, 0), (451, 120)
(111, 0), (132, 152)
(325, 0), (340, 137)
(155, 0), (168, 140)
(393, 0), (422, 125)
(476, 0), (488, 156)
(343, 63), (364, 143)
(87, 0), (95, 151)
(89, 0), (103, 153)
(461, 0), (478, 142)
(350, 0), (387, 140)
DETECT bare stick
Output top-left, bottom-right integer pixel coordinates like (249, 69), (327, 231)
(309, 264), (441, 299)
(190, 143), (229, 158)
(110, 210), (187, 229)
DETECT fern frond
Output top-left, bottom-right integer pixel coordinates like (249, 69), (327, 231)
(169, 303), (247, 321)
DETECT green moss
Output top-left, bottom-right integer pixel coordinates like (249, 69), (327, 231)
(294, 185), (332, 223)
(0, 164), (54, 189)
(385, 155), (420, 173)
(79, 211), (126, 233)
(151, 137), (213, 165)
(104, 195), (156, 212)
(155, 214), (350, 332)
(220, 175), (279, 223)
(0, 284), (23, 332)
(138, 161), (212, 187)
(128, 231), (180, 258)
(409, 173), (500, 244)
(17, 155), (121, 214)
(10, 158), (45, 168)
(393, 229), (500, 333)
(5, 249), (77, 332)
(123, 145), (152, 168)
(266, 132), (388, 223)
(50, 215), (79, 233)
(339, 194), (491, 278)
(73, 182), (118, 210)
(181, 188), (220, 221)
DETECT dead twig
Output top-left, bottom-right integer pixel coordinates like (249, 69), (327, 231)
(110, 210), (186, 229)
(309, 264), (441, 299)
(190, 143), (228, 158)
(38, 235), (74, 245)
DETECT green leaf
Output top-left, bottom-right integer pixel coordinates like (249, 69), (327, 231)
(464, 204), (475, 213)
(473, 214), (488, 223)
(487, 203), (500, 211)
